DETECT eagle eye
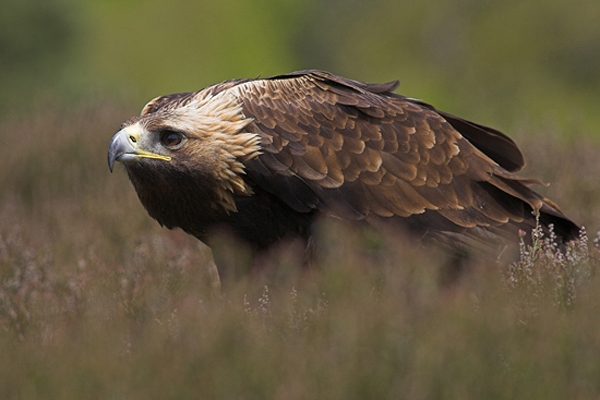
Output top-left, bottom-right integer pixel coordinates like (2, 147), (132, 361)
(159, 130), (184, 149)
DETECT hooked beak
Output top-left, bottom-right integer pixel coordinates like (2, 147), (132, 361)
(107, 126), (171, 172)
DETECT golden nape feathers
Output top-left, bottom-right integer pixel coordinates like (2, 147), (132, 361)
(108, 70), (579, 282)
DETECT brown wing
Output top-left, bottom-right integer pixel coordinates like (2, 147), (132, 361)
(235, 70), (578, 240)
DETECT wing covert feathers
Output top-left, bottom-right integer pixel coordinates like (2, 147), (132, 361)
(226, 71), (577, 240)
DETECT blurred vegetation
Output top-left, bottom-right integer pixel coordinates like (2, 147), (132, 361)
(2, 0), (600, 398)
(1, 104), (600, 398)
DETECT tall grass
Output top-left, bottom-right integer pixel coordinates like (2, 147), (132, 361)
(1, 104), (600, 399)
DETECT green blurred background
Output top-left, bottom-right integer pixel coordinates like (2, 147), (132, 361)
(3, 0), (600, 134)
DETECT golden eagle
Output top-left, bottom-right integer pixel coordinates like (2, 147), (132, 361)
(108, 70), (578, 277)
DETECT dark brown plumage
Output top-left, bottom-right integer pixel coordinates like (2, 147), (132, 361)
(108, 70), (579, 278)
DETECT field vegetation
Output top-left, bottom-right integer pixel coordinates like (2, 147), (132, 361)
(1, 102), (600, 399)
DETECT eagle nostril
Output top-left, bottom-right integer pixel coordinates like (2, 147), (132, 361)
(129, 135), (137, 143)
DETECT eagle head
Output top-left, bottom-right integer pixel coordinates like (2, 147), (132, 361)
(107, 90), (264, 232)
